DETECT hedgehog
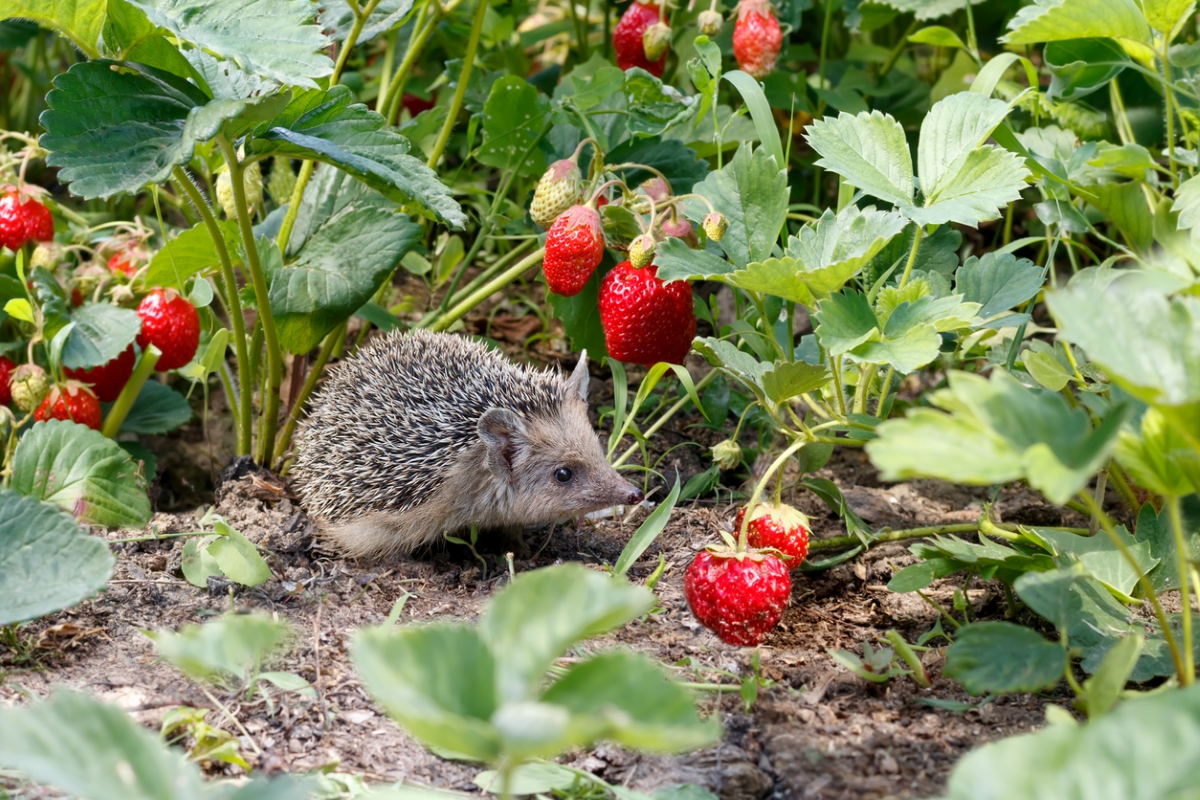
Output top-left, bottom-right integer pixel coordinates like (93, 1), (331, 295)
(292, 329), (644, 558)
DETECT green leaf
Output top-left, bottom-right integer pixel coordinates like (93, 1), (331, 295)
(145, 220), (242, 290)
(880, 0), (978, 20)
(614, 476), (679, 576)
(908, 25), (967, 48)
(1174, 174), (1200, 241)
(762, 360), (832, 403)
(939, 682), (1200, 800)
(206, 517), (271, 587)
(686, 145), (787, 269)
(814, 290), (882, 355)
(269, 206), (421, 353)
(0, 490), (114, 626)
(786, 206), (909, 296)
(62, 302), (141, 370)
(13, 420), (151, 528)
(887, 558), (965, 592)
(1024, 343), (1074, 391)
(605, 138), (709, 194)
(692, 337), (769, 403)
(624, 68), (699, 137)
(1086, 181), (1153, 252)
(855, 321), (942, 372)
(40, 61), (249, 200)
(319, 0), (414, 43)
(1002, 0), (1154, 61)
(1080, 634), (1143, 718)
(477, 75), (548, 177)
(804, 110), (914, 208)
(955, 251), (1044, 322)
(1036, 526), (1159, 601)
(910, 146), (1030, 227)
(475, 763), (578, 796)
(479, 565), (655, 702)
(0, 0), (105, 58)
(0, 690), (208, 800)
(1045, 39), (1131, 100)
(353, 624), (501, 762)
(1144, 0), (1196, 34)
(149, 612), (291, 688)
(944, 621), (1066, 695)
(181, 536), (222, 588)
(729, 257), (818, 306)
(865, 370), (1126, 504)
(917, 92), (1014, 202)
(249, 86), (466, 228)
(125, 0), (332, 87)
(118, 380), (193, 434)
(1134, 498), (1200, 593)
(722, 70), (785, 171)
(541, 651), (720, 751)
(1045, 281), (1200, 450)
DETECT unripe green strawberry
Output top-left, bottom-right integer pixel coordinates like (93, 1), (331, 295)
(628, 234), (656, 269)
(642, 21), (672, 62)
(530, 159), (584, 228)
(11, 363), (49, 412)
(30, 242), (62, 270)
(703, 212), (728, 241)
(267, 157), (297, 205)
(712, 439), (742, 471)
(698, 8), (724, 35)
(216, 160), (263, 219)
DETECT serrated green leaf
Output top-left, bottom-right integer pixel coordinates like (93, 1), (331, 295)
(814, 290), (881, 355)
(0, 0), (105, 58)
(883, 294), (981, 334)
(126, 0), (333, 87)
(319, 0), (414, 43)
(207, 519), (271, 587)
(548, 263), (609, 359)
(0, 490), (114, 626)
(1045, 39), (1130, 101)
(955, 251), (1044, 322)
(1025, 347), (1073, 391)
(918, 93), (1014, 200)
(624, 68), (699, 137)
(62, 303), (140, 370)
(269, 206), (421, 353)
(150, 612), (291, 688)
(944, 621), (1066, 695)
(1037, 525), (1159, 600)
(1086, 181), (1153, 252)
(685, 145), (787, 268)
(249, 86), (465, 228)
(40, 61), (248, 200)
(729, 257), (817, 306)
(1002, 0), (1154, 61)
(477, 76), (548, 177)
(910, 146), (1030, 227)
(1173, 174), (1200, 241)
(692, 337), (769, 402)
(804, 110), (914, 208)
(118, 381), (192, 434)
(854, 321), (942, 372)
(762, 360), (831, 403)
(880, 0), (978, 20)
(605, 138), (709, 194)
(145, 219), (242, 290)
(1145, 0), (1196, 34)
(865, 370), (1126, 503)
(12, 420), (150, 528)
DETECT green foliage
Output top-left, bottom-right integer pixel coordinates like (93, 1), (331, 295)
(148, 612), (294, 691)
(180, 513), (272, 588)
(944, 622), (1066, 695)
(686, 145), (788, 269)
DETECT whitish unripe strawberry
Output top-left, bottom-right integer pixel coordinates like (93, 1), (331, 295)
(216, 160), (263, 219)
(643, 21), (673, 62)
(530, 159), (584, 229)
(11, 363), (49, 412)
(703, 212), (728, 241)
(698, 8), (724, 35)
(712, 439), (742, 471)
(267, 157), (298, 205)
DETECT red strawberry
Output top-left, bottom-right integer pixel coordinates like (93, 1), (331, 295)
(401, 92), (437, 116)
(735, 502), (811, 562)
(684, 548), (791, 646)
(64, 344), (136, 403)
(544, 205), (606, 297)
(614, 1), (667, 77)
(0, 190), (53, 251)
(0, 356), (15, 406)
(136, 288), (200, 371)
(34, 382), (102, 430)
(599, 260), (695, 366)
(733, 0), (783, 79)
(108, 251), (137, 276)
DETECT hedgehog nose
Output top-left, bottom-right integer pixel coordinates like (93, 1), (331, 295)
(627, 486), (644, 505)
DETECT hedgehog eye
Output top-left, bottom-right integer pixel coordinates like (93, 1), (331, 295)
(554, 467), (574, 483)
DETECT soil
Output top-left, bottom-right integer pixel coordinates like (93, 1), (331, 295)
(0, 424), (1077, 800)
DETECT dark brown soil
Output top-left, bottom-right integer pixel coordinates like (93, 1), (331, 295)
(0, 440), (1070, 800)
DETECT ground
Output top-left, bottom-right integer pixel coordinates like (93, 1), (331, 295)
(0, 424), (1072, 800)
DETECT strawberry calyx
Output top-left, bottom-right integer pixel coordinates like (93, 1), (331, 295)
(703, 539), (792, 562)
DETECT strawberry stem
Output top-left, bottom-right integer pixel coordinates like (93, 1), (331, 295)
(101, 345), (161, 439)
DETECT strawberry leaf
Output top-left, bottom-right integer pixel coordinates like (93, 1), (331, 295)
(116, 381), (192, 435)
(0, 0), (106, 58)
(944, 621), (1066, 695)
(1002, 0), (1155, 61)
(318, 0), (415, 43)
(804, 110), (915, 209)
(62, 303), (141, 370)
(685, 145), (788, 268)
(478, 75), (549, 177)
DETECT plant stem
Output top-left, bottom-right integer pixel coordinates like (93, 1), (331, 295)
(878, 18), (918, 78)
(273, 322), (346, 469)
(897, 224), (923, 289)
(1168, 494), (1195, 685)
(831, 355), (848, 417)
(612, 370), (719, 468)
(426, 0), (490, 169)
(428, 247), (545, 331)
(1108, 461), (1141, 516)
(808, 522), (981, 552)
(737, 438), (809, 549)
(815, 0), (837, 119)
(418, 239), (536, 326)
(218, 136), (283, 466)
(1078, 490), (1187, 684)
(1163, 40), (1180, 189)
(173, 167), (252, 455)
(567, 0), (590, 59)
(381, 2), (440, 124)
(276, 160), (314, 258)
(100, 346), (161, 438)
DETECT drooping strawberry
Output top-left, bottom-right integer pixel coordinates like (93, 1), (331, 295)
(0, 356), (15, 406)
(530, 158), (584, 229)
(733, 0), (783, 79)
(544, 205), (606, 297)
(697, 6), (724, 35)
(660, 211), (698, 248)
(684, 547), (792, 646)
(598, 260), (696, 366)
(64, 344), (137, 403)
(0, 189), (53, 252)
(34, 381), (102, 430)
(614, 1), (667, 77)
(11, 363), (49, 413)
(735, 502), (811, 563)
(136, 288), (200, 371)
(401, 92), (437, 116)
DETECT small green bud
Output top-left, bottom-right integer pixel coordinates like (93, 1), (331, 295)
(697, 9), (723, 36)
(712, 439), (742, 471)
(12, 364), (49, 413)
(702, 212), (728, 242)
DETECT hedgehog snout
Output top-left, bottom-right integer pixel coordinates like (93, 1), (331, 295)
(625, 485), (645, 505)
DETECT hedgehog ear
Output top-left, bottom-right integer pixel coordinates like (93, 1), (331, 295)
(478, 408), (529, 477)
(566, 350), (589, 404)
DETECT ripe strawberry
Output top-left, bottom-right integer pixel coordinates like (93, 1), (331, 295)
(0, 356), (15, 406)
(685, 548), (791, 646)
(136, 288), (200, 371)
(530, 159), (584, 229)
(544, 205), (606, 297)
(735, 502), (811, 562)
(0, 190), (53, 251)
(733, 0), (783, 79)
(64, 344), (136, 403)
(34, 382), (102, 430)
(108, 251), (137, 276)
(599, 260), (696, 366)
(614, 1), (667, 77)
